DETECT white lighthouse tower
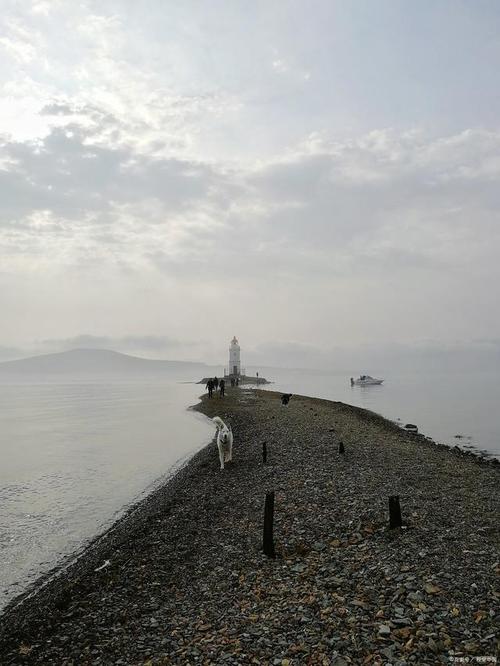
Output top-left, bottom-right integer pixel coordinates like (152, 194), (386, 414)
(228, 336), (241, 377)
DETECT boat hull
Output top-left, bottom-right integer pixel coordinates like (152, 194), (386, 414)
(352, 379), (383, 386)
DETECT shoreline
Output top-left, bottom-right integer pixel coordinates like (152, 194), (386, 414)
(257, 376), (500, 463)
(262, 386), (499, 465)
(294, 391), (500, 465)
(1, 388), (498, 664)
(0, 421), (218, 617)
(0, 440), (208, 617)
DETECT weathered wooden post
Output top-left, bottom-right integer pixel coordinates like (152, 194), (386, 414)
(338, 441), (345, 454)
(262, 442), (267, 464)
(389, 495), (402, 529)
(263, 491), (276, 558)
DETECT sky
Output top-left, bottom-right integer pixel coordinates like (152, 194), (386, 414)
(1, 0), (500, 368)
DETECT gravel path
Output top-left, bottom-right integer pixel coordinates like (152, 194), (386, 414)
(0, 388), (498, 665)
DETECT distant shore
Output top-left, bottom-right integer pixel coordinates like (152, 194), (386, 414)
(0, 388), (498, 664)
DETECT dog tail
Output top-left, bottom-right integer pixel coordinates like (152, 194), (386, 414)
(212, 416), (227, 430)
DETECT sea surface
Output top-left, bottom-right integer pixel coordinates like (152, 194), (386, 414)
(0, 381), (213, 612)
(259, 369), (500, 460)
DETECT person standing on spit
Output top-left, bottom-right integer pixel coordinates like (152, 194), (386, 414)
(206, 378), (214, 398)
(219, 379), (225, 397)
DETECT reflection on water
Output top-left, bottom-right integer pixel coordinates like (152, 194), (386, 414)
(0, 382), (212, 611)
(261, 370), (500, 460)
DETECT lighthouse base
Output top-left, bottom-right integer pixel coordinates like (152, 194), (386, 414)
(198, 374), (270, 385)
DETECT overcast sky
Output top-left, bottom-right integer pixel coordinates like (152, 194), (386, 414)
(1, 0), (500, 367)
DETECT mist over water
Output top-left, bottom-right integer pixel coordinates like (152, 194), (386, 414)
(258, 369), (500, 460)
(0, 381), (212, 612)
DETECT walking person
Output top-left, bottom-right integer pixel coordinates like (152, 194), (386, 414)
(206, 378), (214, 398)
(214, 376), (219, 391)
(219, 378), (225, 397)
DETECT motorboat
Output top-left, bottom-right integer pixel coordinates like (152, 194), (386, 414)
(350, 375), (384, 386)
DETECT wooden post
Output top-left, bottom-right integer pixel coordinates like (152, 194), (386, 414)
(389, 495), (402, 529)
(262, 442), (267, 464)
(263, 491), (276, 558)
(338, 441), (345, 454)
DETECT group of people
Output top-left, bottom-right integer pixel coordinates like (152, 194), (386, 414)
(205, 375), (241, 397)
(205, 376), (225, 398)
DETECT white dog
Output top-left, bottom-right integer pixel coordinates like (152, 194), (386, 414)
(212, 416), (233, 470)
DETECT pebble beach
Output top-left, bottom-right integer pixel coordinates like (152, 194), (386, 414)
(0, 387), (498, 665)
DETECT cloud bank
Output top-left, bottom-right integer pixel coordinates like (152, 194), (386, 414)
(1, 1), (499, 366)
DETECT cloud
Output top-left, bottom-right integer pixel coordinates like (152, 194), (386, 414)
(272, 59), (288, 74)
(0, 18), (44, 64)
(244, 338), (500, 374)
(0, 0), (499, 354)
(1, 116), (499, 292)
(0, 111), (231, 277)
(39, 102), (76, 116)
(39, 334), (198, 356)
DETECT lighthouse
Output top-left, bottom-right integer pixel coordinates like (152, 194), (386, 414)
(228, 336), (241, 376)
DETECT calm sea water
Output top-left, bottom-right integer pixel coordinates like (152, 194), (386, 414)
(260, 370), (500, 460)
(0, 381), (213, 612)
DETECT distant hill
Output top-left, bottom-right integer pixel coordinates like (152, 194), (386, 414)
(0, 348), (220, 379)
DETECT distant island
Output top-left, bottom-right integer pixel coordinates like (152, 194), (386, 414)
(0, 348), (220, 379)
(0, 347), (272, 386)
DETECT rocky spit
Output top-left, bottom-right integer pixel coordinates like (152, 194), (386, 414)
(0, 388), (498, 665)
